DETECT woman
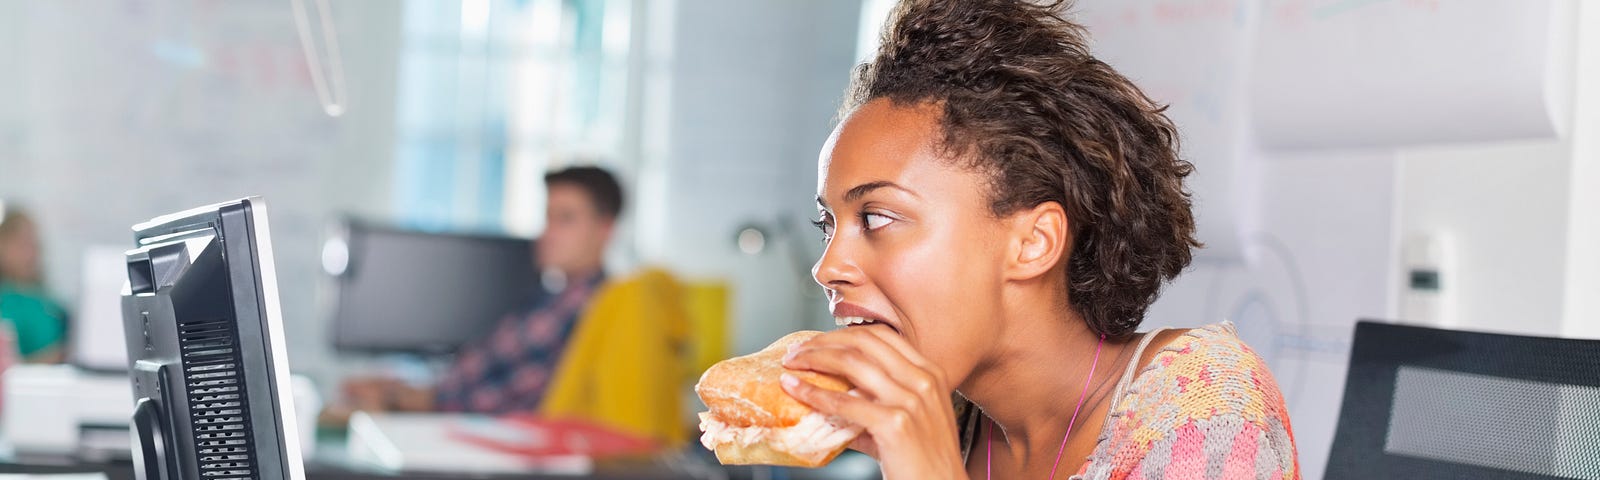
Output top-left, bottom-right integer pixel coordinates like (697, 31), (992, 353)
(778, 1), (1298, 478)
(0, 207), (67, 364)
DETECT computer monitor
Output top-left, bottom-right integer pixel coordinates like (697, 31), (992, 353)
(120, 198), (305, 480)
(323, 220), (539, 354)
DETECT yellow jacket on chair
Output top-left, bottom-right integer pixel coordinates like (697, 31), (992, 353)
(538, 268), (690, 448)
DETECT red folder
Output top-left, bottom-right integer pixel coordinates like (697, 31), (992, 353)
(448, 414), (659, 459)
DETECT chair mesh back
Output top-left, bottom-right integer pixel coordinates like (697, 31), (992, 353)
(1387, 367), (1600, 479)
(1328, 321), (1600, 480)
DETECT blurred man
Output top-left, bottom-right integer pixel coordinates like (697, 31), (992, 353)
(340, 165), (624, 414)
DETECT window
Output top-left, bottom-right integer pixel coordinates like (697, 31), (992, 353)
(392, 0), (634, 235)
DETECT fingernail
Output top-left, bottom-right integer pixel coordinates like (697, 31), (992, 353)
(780, 373), (799, 388)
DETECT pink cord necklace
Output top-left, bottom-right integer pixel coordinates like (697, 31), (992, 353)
(987, 334), (1105, 480)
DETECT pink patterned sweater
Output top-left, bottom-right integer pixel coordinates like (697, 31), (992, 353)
(959, 322), (1300, 479)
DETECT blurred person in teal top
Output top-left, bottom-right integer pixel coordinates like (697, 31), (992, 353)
(0, 207), (67, 363)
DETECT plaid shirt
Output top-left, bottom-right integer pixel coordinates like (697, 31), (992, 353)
(434, 274), (604, 414)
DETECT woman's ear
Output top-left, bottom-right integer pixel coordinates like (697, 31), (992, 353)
(1004, 202), (1069, 282)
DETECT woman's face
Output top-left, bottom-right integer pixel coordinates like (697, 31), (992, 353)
(812, 98), (1013, 387)
(0, 216), (41, 284)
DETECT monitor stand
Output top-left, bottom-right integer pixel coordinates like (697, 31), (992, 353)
(130, 360), (183, 480)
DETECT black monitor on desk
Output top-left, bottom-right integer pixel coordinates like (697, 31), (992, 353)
(120, 198), (306, 480)
(322, 220), (539, 354)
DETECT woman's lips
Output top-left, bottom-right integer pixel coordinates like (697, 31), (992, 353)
(831, 302), (900, 334)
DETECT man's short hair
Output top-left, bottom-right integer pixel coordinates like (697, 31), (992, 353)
(544, 166), (624, 219)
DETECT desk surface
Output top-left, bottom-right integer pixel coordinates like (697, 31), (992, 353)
(0, 459), (710, 480)
(0, 427), (878, 480)
(0, 436), (715, 480)
(0, 450), (879, 480)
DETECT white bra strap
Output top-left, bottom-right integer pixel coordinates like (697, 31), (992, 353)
(1108, 327), (1168, 409)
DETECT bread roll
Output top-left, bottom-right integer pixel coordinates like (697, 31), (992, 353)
(695, 330), (862, 467)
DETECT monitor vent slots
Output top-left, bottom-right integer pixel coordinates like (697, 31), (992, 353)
(179, 317), (258, 480)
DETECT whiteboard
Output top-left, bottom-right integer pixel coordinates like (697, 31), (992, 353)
(2, 0), (401, 390)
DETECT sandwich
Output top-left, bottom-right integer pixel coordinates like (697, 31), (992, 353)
(694, 330), (863, 467)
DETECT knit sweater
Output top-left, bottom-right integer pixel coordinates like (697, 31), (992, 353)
(959, 322), (1300, 479)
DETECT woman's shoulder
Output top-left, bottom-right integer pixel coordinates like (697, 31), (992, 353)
(1076, 322), (1299, 479)
(1129, 322), (1290, 425)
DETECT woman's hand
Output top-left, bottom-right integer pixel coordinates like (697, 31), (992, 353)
(780, 325), (968, 480)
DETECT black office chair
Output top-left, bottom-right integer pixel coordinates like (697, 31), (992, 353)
(1327, 320), (1600, 479)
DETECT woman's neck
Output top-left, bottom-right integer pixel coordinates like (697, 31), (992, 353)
(958, 285), (1133, 466)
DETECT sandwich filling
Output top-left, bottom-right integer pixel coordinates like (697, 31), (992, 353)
(699, 411), (862, 457)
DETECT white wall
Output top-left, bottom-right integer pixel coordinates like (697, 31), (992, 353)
(1563, 0), (1600, 340)
(640, 0), (862, 354)
(1393, 1), (1600, 341)
(0, 3), (21, 168)
(1396, 139), (1572, 335)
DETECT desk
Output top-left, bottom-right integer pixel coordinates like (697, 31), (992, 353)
(0, 447), (880, 480)
(0, 458), (707, 480)
(0, 431), (714, 480)
(0, 459), (882, 480)
(0, 454), (885, 480)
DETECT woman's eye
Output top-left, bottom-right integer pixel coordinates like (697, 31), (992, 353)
(863, 213), (893, 230)
(811, 217), (834, 241)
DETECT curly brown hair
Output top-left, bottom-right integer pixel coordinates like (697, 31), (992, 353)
(844, 0), (1200, 339)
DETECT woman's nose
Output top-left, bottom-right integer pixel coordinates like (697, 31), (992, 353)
(812, 238), (862, 291)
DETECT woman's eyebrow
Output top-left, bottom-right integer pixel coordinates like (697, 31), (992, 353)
(847, 181), (917, 202)
(817, 180), (918, 209)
